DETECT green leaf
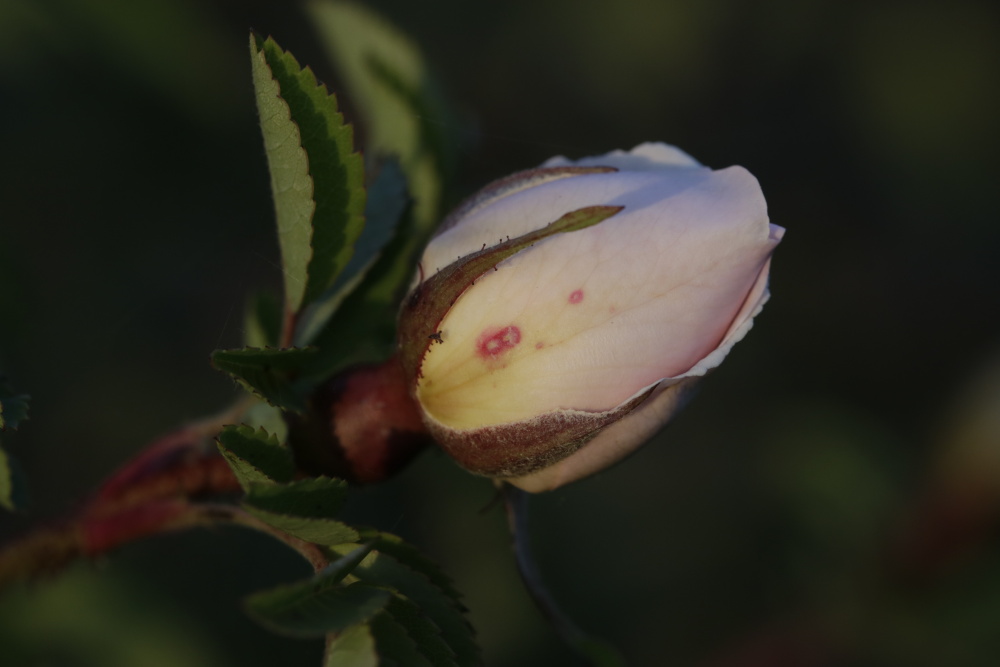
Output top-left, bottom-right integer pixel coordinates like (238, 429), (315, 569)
(249, 33), (314, 314)
(210, 346), (319, 412)
(244, 290), (283, 348)
(257, 36), (366, 312)
(301, 241), (407, 381)
(331, 532), (479, 666)
(296, 159), (409, 347)
(383, 595), (458, 666)
(216, 424), (294, 490)
(369, 610), (434, 667)
(0, 445), (27, 512)
(247, 581), (389, 638)
(245, 543), (381, 637)
(325, 622), (378, 667)
(0, 375), (30, 431)
(241, 400), (289, 444)
(303, 1), (464, 379)
(0, 376), (30, 512)
(356, 529), (464, 602)
(243, 478), (358, 545)
(307, 2), (461, 357)
(307, 1), (455, 235)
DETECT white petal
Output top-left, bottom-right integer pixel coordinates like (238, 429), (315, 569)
(505, 378), (697, 492)
(416, 166), (778, 429)
(543, 142), (702, 171)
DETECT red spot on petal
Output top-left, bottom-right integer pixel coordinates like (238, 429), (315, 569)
(568, 289), (584, 304)
(476, 325), (522, 360)
(535, 342), (545, 349)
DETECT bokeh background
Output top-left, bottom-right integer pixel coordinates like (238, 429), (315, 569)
(2, 0), (1000, 665)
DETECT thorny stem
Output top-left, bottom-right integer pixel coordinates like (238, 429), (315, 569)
(501, 483), (626, 667)
(0, 502), (331, 590)
(198, 503), (331, 571)
(0, 398), (262, 589)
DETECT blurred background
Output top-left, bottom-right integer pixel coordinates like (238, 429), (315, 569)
(2, 0), (1000, 665)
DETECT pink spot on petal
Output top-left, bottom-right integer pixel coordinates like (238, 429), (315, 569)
(476, 325), (522, 360)
(535, 342), (545, 349)
(568, 289), (584, 304)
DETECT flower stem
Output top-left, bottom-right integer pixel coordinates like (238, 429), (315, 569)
(501, 483), (626, 667)
(0, 399), (254, 589)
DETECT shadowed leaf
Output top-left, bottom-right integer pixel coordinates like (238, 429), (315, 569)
(297, 159), (409, 348)
(210, 346), (319, 412)
(216, 424), (294, 490)
(246, 543), (381, 637)
(325, 622), (378, 667)
(331, 531), (479, 666)
(243, 478), (358, 545)
(244, 290), (283, 348)
(0, 376), (29, 431)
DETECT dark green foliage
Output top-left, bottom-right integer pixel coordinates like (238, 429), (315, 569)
(216, 424), (295, 491)
(296, 159), (409, 350)
(0, 376), (29, 432)
(223, 17), (480, 667)
(243, 478), (358, 545)
(246, 580), (390, 638)
(330, 533), (479, 666)
(236, 482), (480, 664)
(308, 0), (457, 236)
(0, 447), (27, 512)
(249, 34), (314, 315)
(210, 347), (319, 412)
(245, 543), (384, 636)
(324, 623), (377, 667)
(0, 376), (29, 511)
(244, 291), (284, 349)
(256, 36), (366, 313)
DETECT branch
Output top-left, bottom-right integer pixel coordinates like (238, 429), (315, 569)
(502, 483), (626, 667)
(0, 399), (254, 589)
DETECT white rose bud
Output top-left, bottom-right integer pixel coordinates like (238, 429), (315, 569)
(398, 143), (784, 492)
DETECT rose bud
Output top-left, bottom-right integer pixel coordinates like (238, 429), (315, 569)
(398, 143), (784, 492)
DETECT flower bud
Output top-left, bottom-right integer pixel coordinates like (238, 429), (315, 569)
(288, 359), (432, 483)
(399, 143), (784, 492)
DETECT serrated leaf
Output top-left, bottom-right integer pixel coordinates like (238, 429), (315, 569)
(369, 611), (434, 667)
(384, 595), (458, 667)
(331, 532), (479, 666)
(241, 400), (289, 443)
(216, 424), (294, 490)
(357, 529), (464, 602)
(0, 376), (30, 431)
(248, 580), (389, 638)
(250, 33), (314, 314)
(258, 36), (366, 312)
(302, 251), (405, 381)
(308, 2), (459, 351)
(296, 159), (409, 347)
(243, 478), (358, 545)
(210, 346), (319, 412)
(326, 622), (378, 667)
(245, 543), (381, 637)
(244, 290), (283, 348)
(308, 1), (455, 235)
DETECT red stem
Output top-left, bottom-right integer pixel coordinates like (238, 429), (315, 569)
(0, 401), (251, 588)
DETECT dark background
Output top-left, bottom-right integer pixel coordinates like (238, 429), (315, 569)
(2, 0), (999, 665)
